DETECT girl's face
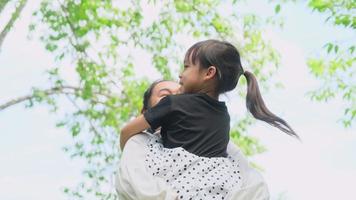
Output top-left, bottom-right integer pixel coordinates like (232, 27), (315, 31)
(179, 54), (206, 94)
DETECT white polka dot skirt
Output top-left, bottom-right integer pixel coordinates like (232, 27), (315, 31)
(144, 136), (242, 200)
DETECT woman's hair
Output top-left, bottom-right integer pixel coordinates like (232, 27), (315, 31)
(185, 39), (299, 138)
(141, 79), (168, 113)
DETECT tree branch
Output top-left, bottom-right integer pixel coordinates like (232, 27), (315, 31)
(0, 85), (115, 111)
(64, 93), (100, 136)
(0, 0), (27, 51)
(56, 0), (89, 57)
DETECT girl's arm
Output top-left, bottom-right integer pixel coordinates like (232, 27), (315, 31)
(120, 114), (151, 150)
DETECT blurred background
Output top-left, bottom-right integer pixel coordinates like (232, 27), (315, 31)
(0, 0), (355, 199)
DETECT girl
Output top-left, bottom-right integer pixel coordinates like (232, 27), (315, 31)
(120, 39), (297, 199)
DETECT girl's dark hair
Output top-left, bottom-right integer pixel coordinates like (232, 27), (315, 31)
(141, 79), (168, 113)
(186, 39), (299, 138)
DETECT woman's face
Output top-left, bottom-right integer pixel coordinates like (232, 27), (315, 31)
(150, 81), (181, 107)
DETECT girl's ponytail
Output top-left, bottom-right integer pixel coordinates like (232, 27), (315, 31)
(243, 70), (299, 139)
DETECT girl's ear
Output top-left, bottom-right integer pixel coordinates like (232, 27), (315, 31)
(204, 66), (218, 80)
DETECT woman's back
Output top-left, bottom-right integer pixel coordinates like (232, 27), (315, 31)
(144, 92), (230, 157)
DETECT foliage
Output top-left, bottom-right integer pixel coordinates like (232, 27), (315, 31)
(0, 0), (28, 50)
(271, 0), (356, 127)
(230, 117), (267, 157)
(1, 0), (287, 199)
(306, 0), (356, 127)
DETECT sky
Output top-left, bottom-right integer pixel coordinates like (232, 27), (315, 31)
(0, 1), (355, 200)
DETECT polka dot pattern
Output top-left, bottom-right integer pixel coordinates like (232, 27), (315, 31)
(144, 135), (242, 200)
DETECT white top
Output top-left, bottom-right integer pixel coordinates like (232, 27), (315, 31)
(115, 132), (269, 200)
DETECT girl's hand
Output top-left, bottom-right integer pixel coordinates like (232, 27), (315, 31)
(120, 114), (150, 150)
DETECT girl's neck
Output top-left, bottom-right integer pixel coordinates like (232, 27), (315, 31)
(201, 79), (220, 100)
(197, 88), (219, 100)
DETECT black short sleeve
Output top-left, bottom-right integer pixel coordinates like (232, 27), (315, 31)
(143, 96), (173, 130)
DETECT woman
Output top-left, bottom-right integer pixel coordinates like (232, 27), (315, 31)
(116, 80), (269, 200)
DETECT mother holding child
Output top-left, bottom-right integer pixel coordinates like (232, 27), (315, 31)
(116, 39), (298, 200)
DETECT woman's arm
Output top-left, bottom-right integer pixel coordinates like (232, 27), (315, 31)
(120, 114), (151, 150)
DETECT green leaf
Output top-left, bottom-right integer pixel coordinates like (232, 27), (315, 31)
(174, 0), (192, 12)
(45, 43), (58, 52)
(334, 45), (339, 53)
(71, 122), (81, 137)
(307, 59), (324, 76)
(325, 43), (333, 53)
(275, 4), (281, 14)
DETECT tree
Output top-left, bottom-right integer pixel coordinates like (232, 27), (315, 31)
(306, 0), (356, 127)
(1, 0), (289, 199)
(271, 0), (355, 127)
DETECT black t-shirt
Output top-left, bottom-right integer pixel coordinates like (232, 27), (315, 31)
(143, 93), (230, 158)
